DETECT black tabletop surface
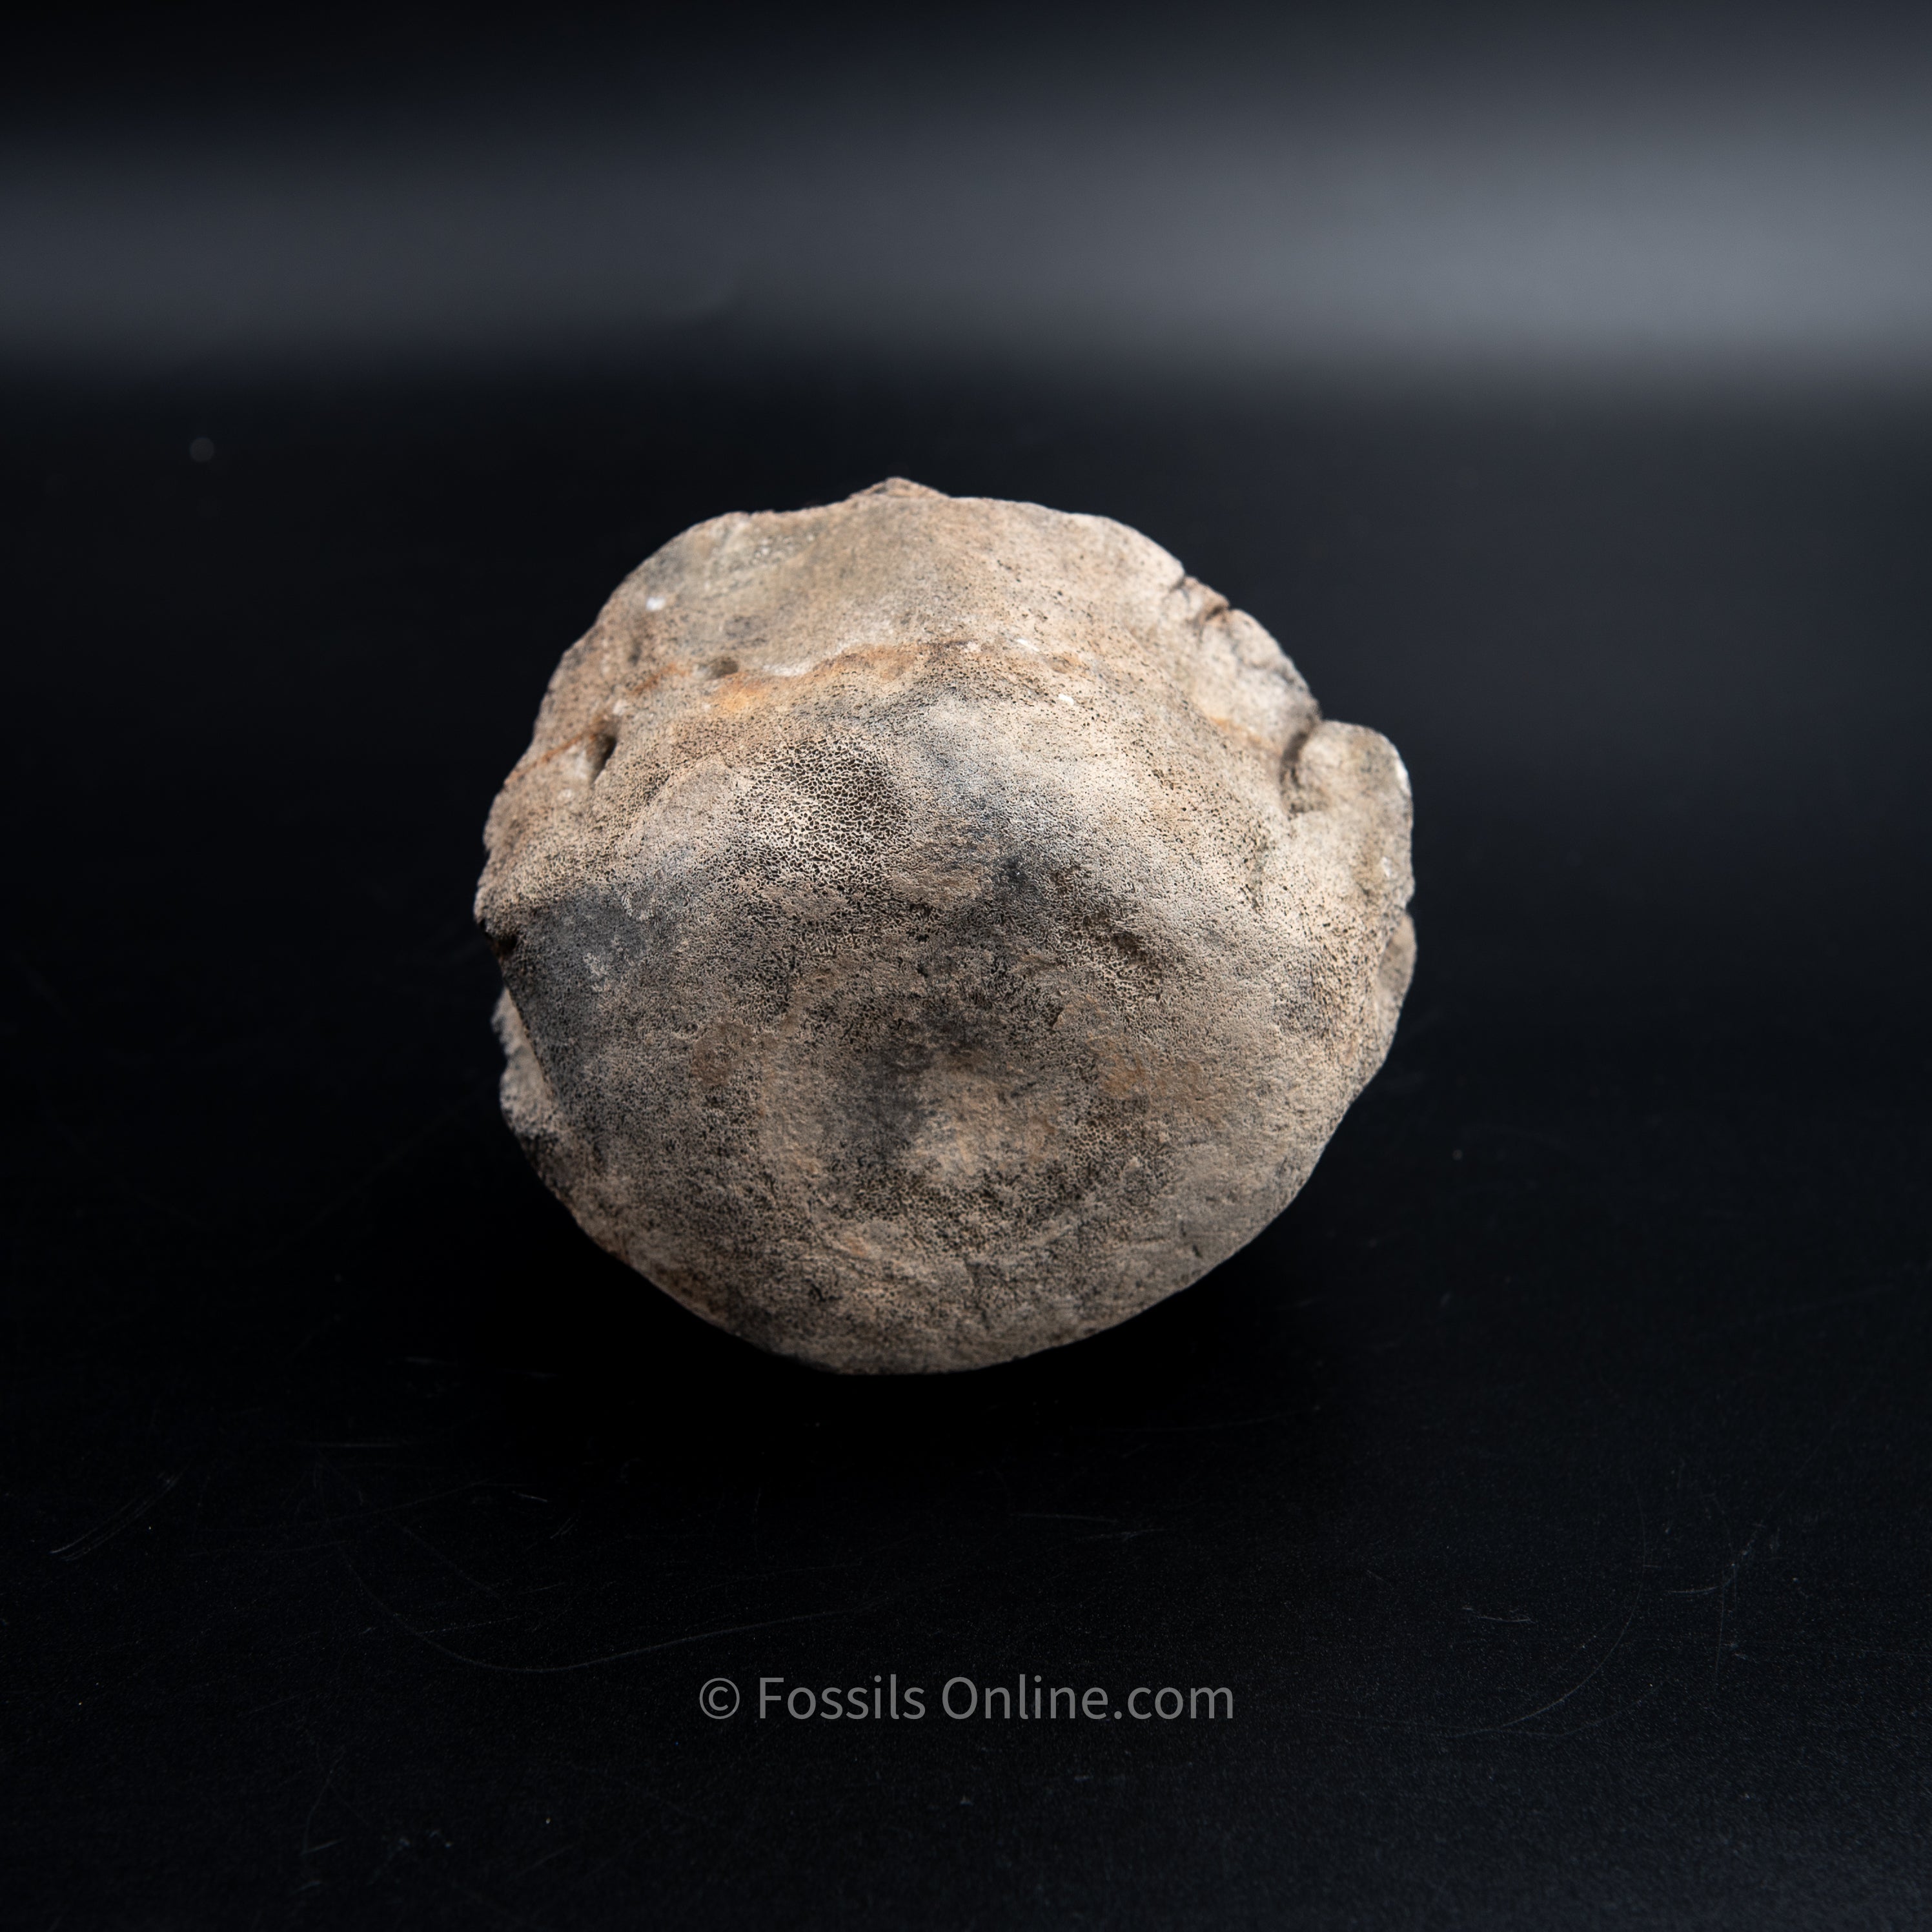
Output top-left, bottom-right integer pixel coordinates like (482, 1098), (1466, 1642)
(6, 350), (1929, 1927)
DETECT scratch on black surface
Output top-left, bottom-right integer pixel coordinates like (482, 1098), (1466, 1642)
(1440, 1483), (1651, 1739)
(1727, 1280), (1904, 1327)
(298, 1749), (343, 1872)
(452, 1879), (551, 1930)
(1509, 1680), (1665, 1744)
(50, 1471), (181, 1561)
(1709, 1331), (1896, 1691)
(513, 1842), (575, 1882)
(337, 1543), (884, 1674)
(305, 1475), (497, 1525)
(400, 1524), (507, 1602)
(1448, 1579), (1645, 1739)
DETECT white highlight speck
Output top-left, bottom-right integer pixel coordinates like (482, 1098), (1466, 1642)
(1056, 693), (1077, 707)
(645, 595), (666, 612)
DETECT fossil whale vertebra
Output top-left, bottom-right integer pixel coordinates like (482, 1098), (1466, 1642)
(478, 480), (1414, 1372)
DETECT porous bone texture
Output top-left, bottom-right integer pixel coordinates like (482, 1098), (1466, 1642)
(477, 480), (1415, 1372)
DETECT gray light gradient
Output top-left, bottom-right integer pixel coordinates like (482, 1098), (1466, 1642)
(6, 10), (1931, 378)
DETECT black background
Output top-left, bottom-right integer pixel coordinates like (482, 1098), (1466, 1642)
(6, 8), (1931, 1927)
